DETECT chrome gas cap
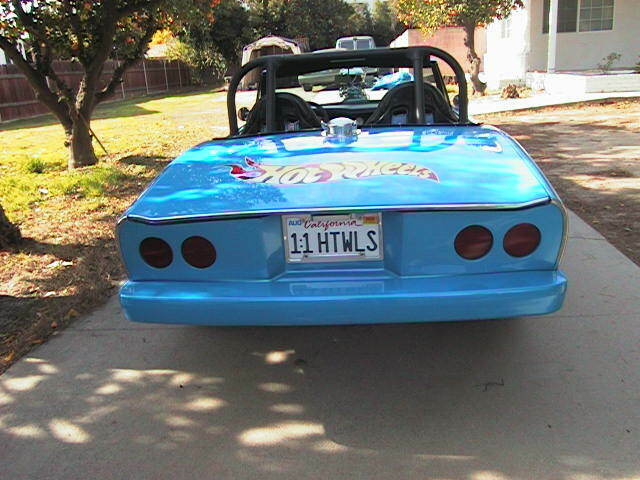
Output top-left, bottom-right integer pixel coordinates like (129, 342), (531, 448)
(323, 117), (358, 141)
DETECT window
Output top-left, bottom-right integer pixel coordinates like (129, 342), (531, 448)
(579, 0), (614, 31)
(543, 0), (613, 33)
(543, 0), (578, 33)
(338, 39), (355, 50)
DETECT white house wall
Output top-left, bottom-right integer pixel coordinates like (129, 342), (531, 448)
(484, 1), (532, 89)
(528, 0), (640, 71)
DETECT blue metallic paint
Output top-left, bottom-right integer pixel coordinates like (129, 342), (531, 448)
(121, 126), (554, 223)
(118, 125), (567, 325)
(120, 271), (567, 325)
(118, 204), (564, 281)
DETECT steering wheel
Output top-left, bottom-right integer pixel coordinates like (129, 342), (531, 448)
(307, 101), (330, 123)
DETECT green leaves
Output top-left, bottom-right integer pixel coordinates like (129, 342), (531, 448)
(393, 0), (524, 31)
(0, 0), (215, 168)
(0, 1), (214, 65)
(391, 0), (523, 94)
(280, 0), (355, 50)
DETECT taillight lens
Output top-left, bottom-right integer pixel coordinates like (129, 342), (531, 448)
(504, 223), (541, 257)
(182, 236), (216, 268)
(454, 225), (493, 260)
(139, 237), (173, 268)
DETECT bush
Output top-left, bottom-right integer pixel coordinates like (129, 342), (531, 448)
(24, 158), (46, 174)
(166, 39), (227, 84)
(501, 84), (520, 99)
(597, 52), (622, 73)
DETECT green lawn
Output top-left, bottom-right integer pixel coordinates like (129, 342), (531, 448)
(0, 88), (229, 220)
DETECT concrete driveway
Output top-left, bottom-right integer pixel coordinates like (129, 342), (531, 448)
(1, 212), (639, 480)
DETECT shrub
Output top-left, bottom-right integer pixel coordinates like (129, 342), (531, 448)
(166, 38), (226, 85)
(597, 52), (622, 73)
(501, 84), (520, 99)
(24, 158), (46, 174)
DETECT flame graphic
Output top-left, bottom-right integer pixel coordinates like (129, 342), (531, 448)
(226, 157), (439, 185)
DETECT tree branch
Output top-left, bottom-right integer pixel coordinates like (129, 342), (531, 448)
(7, 2), (76, 115)
(61, 0), (87, 61)
(0, 34), (71, 127)
(85, 2), (119, 75)
(95, 19), (157, 104)
(46, 61), (76, 102)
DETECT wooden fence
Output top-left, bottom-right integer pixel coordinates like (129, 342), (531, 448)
(0, 59), (192, 123)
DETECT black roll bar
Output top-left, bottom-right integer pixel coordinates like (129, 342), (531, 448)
(227, 46), (469, 136)
(411, 49), (426, 124)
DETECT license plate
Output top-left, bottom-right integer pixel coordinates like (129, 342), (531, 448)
(283, 213), (383, 263)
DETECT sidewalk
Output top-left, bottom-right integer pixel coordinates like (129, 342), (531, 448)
(469, 90), (640, 115)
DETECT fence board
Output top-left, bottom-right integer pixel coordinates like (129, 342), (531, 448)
(0, 59), (192, 122)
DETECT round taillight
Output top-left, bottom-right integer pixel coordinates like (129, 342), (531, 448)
(139, 237), (172, 268)
(504, 223), (541, 257)
(454, 225), (493, 260)
(182, 236), (216, 268)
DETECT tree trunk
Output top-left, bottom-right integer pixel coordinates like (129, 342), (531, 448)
(462, 22), (486, 95)
(66, 118), (98, 169)
(0, 203), (21, 250)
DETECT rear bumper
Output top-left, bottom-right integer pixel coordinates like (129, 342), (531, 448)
(119, 270), (567, 325)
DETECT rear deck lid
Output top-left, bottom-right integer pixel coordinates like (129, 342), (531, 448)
(124, 125), (552, 223)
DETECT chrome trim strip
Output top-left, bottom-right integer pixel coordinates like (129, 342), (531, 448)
(119, 197), (551, 225)
(551, 197), (569, 269)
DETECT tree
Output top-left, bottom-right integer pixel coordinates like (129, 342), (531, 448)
(248, 0), (288, 39)
(371, 0), (404, 46)
(348, 3), (374, 38)
(280, 0), (355, 51)
(0, 203), (21, 250)
(246, 0), (354, 51)
(201, 0), (252, 68)
(393, 0), (523, 94)
(0, 1), (211, 169)
(173, 0), (254, 77)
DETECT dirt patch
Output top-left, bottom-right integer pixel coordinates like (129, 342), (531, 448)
(478, 98), (640, 266)
(0, 89), (223, 373)
(0, 158), (166, 372)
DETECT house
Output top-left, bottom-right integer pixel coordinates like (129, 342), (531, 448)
(0, 49), (7, 65)
(484, 0), (640, 91)
(391, 0), (638, 93)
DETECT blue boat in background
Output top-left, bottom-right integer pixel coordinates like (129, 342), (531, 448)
(371, 71), (414, 90)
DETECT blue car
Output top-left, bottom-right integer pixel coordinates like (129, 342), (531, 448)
(117, 47), (567, 325)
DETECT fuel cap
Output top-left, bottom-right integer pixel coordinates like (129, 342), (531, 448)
(323, 117), (358, 140)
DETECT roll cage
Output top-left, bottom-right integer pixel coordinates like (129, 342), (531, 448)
(227, 46), (470, 136)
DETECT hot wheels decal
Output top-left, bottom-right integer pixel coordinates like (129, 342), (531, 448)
(226, 157), (439, 185)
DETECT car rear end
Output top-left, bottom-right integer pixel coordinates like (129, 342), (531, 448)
(117, 126), (567, 325)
